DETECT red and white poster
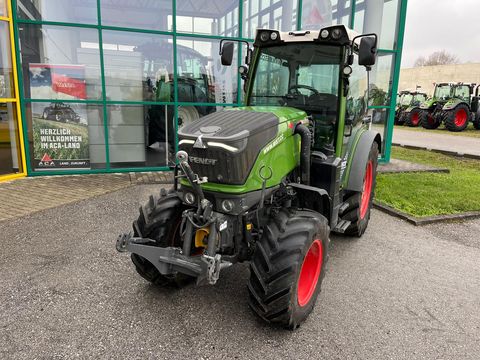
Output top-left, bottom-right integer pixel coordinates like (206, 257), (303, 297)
(302, 0), (333, 30)
(29, 64), (87, 100)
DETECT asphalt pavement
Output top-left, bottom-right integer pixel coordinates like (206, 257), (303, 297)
(1, 185), (479, 359)
(392, 127), (480, 157)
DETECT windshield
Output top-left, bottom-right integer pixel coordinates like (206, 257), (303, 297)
(401, 94), (413, 105)
(434, 85), (452, 100)
(454, 85), (470, 101)
(414, 94), (426, 103)
(249, 44), (342, 110)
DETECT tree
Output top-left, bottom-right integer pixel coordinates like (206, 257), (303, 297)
(414, 50), (459, 67)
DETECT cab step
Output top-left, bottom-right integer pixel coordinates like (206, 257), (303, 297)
(332, 219), (351, 234)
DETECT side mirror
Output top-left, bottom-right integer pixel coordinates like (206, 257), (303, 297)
(358, 36), (377, 67)
(220, 41), (235, 66)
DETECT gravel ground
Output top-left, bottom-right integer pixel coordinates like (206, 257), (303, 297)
(1, 185), (479, 360)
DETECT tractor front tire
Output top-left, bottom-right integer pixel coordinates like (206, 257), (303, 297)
(341, 142), (379, 237)
(248, 209), (330, 330)
(130, 189), (193, 287)
(404, 108), (421, 127)
(420, 110), (441, 129)
(445, 104), (470, 132)
(473, 112), (480, 130)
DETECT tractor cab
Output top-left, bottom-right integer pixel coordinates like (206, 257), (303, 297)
(451, 83), (474, 102)
(432, 83), (455, 101)
(220, 26), (376, 155)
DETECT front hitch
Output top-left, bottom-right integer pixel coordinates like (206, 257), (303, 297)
(116, 224), (232, 285)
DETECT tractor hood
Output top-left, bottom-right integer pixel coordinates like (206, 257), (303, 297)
(178, 107), (305, 185)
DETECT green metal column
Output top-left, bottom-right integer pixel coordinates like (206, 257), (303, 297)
(383, 0), (409, 162)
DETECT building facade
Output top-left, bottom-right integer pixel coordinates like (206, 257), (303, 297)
(0, 0), (407, 182)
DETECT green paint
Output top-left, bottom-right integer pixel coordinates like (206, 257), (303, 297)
(181, 106), (306, 194)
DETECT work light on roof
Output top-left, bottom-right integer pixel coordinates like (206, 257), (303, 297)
(260, 31), (270, 42)
(332, 28), (342, 40)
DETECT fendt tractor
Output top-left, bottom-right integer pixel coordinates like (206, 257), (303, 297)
(438, 83), (477, 132)
(116, 26), (380, 329)
(395, 90), (427, 126)
(420, 82), (477, 132)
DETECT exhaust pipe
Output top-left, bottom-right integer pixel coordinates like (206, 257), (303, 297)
(294, 124), (311, 186)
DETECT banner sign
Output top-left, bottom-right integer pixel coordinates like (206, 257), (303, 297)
(29, 64), (90, 170)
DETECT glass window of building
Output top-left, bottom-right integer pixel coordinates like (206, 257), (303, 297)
(18, 24), (102, 100)
(302, 0), (352, 29)
(0, 0), (6, 16)
(176, 38), (238, 105)
(107, 103), (175, 168)
(0, 22), (14, 98)
(354, 0), (400, 50)
(176, 0), (239, 36)
(0, 103), (23, 175)
(17, 0), (98, 24)
(244, 0), (297, 39)
(369, 53), (395, 106)
(102, 30), (173, 102)
(101, 0), (172, 31)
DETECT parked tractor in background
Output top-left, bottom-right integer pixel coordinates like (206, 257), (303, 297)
(116, 26), (380, 329)
(395, 90), (427, 126)
(419, 83), (454, 130)
(420, 83), (477, 132)
(439, 83), (476, 132)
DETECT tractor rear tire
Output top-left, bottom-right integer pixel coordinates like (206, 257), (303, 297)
(248, 209), (330, 330)
(130, 189), (194, 287)
(404, 108), (421, 127)
(341, 141), (379, 237)
(445, 104), (470, 132)
(420, 110), (441, 129)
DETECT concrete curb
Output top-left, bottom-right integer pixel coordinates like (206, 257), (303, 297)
(392, 143), (480, 160)
(373, 201), (480, 226)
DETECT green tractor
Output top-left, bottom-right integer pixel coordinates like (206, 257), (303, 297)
(419, 83), (454, 129)
(395, 90), (427, 126)
(116, 26), (380, 329)
(438, 83), (477, 132)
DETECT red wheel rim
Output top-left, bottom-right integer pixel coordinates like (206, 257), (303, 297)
(428, 114), (435, 124)
(454, 109), (468, 127)
(360, 160), (373, 220)
(411, 112), (420, 126)
(297, 240), (323, 307)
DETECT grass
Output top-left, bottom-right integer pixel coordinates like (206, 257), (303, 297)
(394, 123), (480, 138)
(375, 146), (480, 217)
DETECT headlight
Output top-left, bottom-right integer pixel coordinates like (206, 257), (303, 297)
(184, 192), (196, 205)
(221, 199), (234, 213)
(320, 29), (329, 39)
(270, 32), (278, 40)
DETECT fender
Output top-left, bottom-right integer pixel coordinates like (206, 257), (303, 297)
(345, 130), (381, 192)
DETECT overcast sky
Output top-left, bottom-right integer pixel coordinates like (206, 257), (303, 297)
(401, 0), (480, 68)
